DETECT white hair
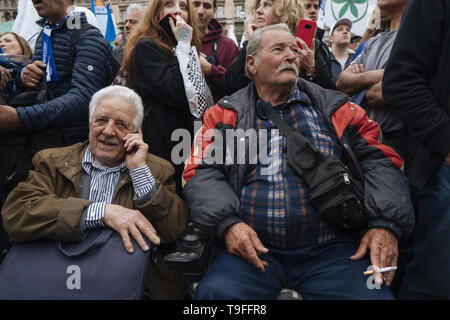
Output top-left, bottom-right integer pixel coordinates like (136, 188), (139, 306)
(245, 23), (292, 78)
(126, 3), (147, 16)
(89, 86), (144, 131)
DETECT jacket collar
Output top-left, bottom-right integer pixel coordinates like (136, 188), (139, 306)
(36, 11), (88, 28)
(54, 140), (156, 189)
(218, 78), (349, 122)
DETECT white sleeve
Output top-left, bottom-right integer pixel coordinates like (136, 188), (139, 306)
(175, 42), (214, 118)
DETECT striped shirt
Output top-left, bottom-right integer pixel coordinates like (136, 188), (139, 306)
(82, 146), (157, 229)
(240, 86), (342, 249)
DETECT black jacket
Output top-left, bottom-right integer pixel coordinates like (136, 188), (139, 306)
(15, 14), (113, 144)
(112, 37), (125, 63)
(129, 39), (195, 194)
(383, 0), (450, 188)
(183, 79), (415, 241)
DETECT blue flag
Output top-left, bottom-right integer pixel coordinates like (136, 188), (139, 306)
(90, 0), (96, 15)
(105, 3), (116, 48)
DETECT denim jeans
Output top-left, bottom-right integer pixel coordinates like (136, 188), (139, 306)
(194, 237), (394, 300)
(400, 162), (450, 299)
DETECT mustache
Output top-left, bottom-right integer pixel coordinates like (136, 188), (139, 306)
(32, 0), (42, 5)
(276, 62), (299, 75)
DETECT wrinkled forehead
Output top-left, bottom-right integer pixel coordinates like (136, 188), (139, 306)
(261, 29), (295, 47)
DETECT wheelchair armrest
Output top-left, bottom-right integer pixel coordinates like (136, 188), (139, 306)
(163, 222), (211, 275)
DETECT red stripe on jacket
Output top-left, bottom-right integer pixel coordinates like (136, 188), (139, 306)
(182, 105), (237, 186)
(332, 102), (404, 170)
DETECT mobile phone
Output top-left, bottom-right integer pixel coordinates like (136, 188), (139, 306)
(159, 13), (178, 46)
(295, 19), (316, 49)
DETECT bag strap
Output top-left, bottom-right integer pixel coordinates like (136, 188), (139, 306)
(259, 99), (323, 171)
(56, 172), (113, 257)
(259, 99), (319, 152)
(68, 23), (94, 73)
(68, 23), (120, 85)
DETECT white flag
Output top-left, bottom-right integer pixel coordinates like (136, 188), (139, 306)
(12, 0), (42, 51)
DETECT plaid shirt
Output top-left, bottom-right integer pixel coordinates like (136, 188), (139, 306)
(240, 86), (342, 249)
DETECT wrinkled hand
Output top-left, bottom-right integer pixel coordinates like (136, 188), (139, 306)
(225, 222), (269, 271)
(351, 227), (398, 286)
(123, 128), (148, 171)
(199, 54), (212, 75)
(21, 61), (46, 88)
(296, 37), (315, 75)
(103, 203), (160, 253)
(170, 14), (192, 44)
(0, 66), (11, 89)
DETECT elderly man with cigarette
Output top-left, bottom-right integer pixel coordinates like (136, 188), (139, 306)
(1, 85), (189, 299)
(182, 23), (415, 299)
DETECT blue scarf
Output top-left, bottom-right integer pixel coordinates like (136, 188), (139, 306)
(41, 11), (75, 82)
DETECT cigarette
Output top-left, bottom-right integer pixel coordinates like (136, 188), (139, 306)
(363, 266), (397, 276)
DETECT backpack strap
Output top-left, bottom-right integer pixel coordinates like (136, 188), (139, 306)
(68, 23), (96, 73)
(67, 23), (120, 85)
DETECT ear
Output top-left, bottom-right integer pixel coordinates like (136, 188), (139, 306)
(246, 55), (258, 77)
(328, 34), (334, 44)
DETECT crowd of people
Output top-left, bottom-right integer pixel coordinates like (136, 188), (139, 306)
(0, 0), (448, 300)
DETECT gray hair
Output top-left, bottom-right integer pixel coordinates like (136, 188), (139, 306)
(245, 23), (292, 78)
(126, 3), (147, 16)
(89, 86), (144, 132)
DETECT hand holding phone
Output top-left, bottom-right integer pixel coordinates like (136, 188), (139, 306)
(159, 13), (178, 46)
(295, 19), (316, 49)
(171, 14), (193, 44)
(123, 129), (148, 171)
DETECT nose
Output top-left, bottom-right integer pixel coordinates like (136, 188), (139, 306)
(286, 47), (298, 61)
(102, 120), (116, 137)
(172, 3), (182, 17)
(256, 4), (263, 15)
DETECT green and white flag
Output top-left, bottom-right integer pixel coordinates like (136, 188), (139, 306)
(325, 0), (378, 36)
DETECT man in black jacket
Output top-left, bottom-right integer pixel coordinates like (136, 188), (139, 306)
(0, 0), (112, 144)
(183, 24), (414, 300)
(382, 0), (450, 299)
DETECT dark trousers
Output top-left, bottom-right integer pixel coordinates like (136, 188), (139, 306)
(194, 237), (394, 300)
(0, 188), (10, 264)
(400, 163), (450, 299)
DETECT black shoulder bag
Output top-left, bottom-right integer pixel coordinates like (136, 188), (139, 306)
(259, 100), (367, 234)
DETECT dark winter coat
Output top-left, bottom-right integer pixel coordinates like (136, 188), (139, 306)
(183, 79), (415, 241)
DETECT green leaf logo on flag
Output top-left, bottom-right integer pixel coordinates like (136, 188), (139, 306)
(331, 0), (369, 22)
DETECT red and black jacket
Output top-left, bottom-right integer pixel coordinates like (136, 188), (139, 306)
(183, 79), (415, 240)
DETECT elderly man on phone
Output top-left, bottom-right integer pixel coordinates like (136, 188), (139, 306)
(1, 85), (189, 299)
